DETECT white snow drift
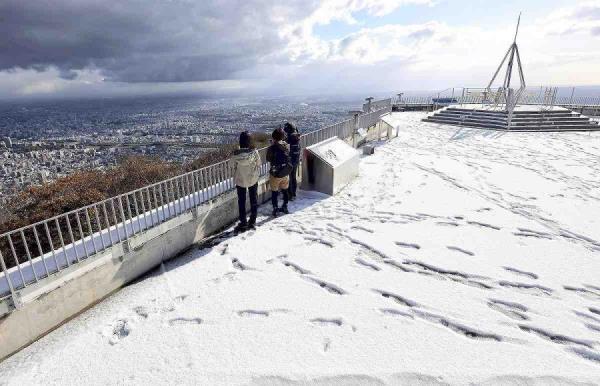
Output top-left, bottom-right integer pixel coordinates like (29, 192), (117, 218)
(1, 112), (600, 385)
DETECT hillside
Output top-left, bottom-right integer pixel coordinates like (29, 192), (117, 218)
(1, 112), (600, 385)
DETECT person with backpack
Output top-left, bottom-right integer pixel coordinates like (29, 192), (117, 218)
(232, 131), (261, 232)
(283, 122), (301, 201)
(266, 127), (292, 217)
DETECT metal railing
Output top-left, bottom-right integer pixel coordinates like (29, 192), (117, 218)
(396, 95), (600, 107)
(363, 98), (392, 113)
(0, 105), (392, 302)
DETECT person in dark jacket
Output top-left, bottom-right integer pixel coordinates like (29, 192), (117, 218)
(232, 131), (261, 232)
(283, 122), (301, 201)
(266, 127), (291, 217)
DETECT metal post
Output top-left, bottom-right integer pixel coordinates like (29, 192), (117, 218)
(85, 209), (99, 255)
(117, 196), (130, 241)
(349, 112), (360, 148)
(109, 199), (122, 243)
(168, 180), (177, 214)
(145, 187), (155, 226)
(33, 226), (50, 277)
(43, 221), (60, 272)
(0, 250), (16, 301)
(151, 186), (160, 223)
(131, 193), (143, 232)
(158, 183), (168, 221)
(175, 178), (183, 212)
(7, 235), (26, 287)
(54, 218), (69, 267)
(138, 191), (149, 230)
(139, 189), (149, 230)
(93, 206), (107, 250)
(20, 230), (39, 282)
(65, 214), (81, 263)
(200, 169), (207, 203)
(75, 212), (90, 259)
(102, 202), (115, 246)
(183, 175), (192, 210)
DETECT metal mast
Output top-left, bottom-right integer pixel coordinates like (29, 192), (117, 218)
(485, 13), (526, 129)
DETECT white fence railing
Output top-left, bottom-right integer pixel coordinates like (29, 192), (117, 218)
(0, 104), (392, 303)
(395, 95), (600, 107)
(363, 98), (392, 113)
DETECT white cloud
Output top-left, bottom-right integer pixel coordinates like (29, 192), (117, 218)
(1, 0), (600, 100)
(539, 0), (600, 36)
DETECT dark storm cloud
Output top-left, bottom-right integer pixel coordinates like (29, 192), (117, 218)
(0, 0), (313, 83)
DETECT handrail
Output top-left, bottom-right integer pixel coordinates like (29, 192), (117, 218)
(0, 104), (392, 301)
(395, 94), (600, 107)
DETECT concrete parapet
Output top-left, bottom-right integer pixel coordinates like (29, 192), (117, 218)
(0, 177), (273, 361)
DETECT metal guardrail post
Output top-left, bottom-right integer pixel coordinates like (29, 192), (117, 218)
(75, 212), (90, 259)
(85, 210), (98, 255)
(43, 221), (60, 273)
(65, 214), (81, 262)
(32, 225), (50, 277)
(93, 205), (107, 250)
(7, 235), (25, 287)
(20, 230), (39, 282)
(109, 200), (122, 243)
(55, 218), (69, 268)
(0, 250), (16, 303)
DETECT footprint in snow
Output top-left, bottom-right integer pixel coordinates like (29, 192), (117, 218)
(563, 286), (600, 301)
(395, 241), (420, 250)
(487, 299), (529, 321)
(355, 258), (381, 271)
(436, 221), (459, 227)
(379, 308), (414, 319)
(446, 246), (474, 256)
(238, 310), (270, 317)
(169, 317), (203, 326)
(174, 294), (188, 303)
(467, 221), (501, 230)
(106, 319), (133, 345)
(311, 318), (343, 327)
(502, 266), (538, 280)
(133, 306), (150, 319)
(498, 281), (554, 297)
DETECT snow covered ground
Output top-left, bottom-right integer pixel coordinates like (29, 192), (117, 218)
(2, 112), (600, 385)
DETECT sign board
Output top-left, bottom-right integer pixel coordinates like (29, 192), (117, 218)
(302, 137), (360, 196)
(309, 137), (359, 168)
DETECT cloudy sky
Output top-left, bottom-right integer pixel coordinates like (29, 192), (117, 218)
(1, 0), (599, 100)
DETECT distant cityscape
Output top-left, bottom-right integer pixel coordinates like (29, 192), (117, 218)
(0, 95), (357, 203)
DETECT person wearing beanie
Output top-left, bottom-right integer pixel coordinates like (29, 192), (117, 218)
(266, 127), (292, 217)
(283, 122), (301, 201)
(232, 131), (261, 232)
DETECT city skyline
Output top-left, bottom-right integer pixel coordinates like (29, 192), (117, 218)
(1, 0), (599, 101)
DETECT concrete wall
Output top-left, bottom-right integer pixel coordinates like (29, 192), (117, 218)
(0, 177), (274, 361)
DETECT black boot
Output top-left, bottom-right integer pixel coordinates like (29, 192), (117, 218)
(281, 190), (290, 214)
(234, 222), (247, 233)
(248, 214), (257, 230)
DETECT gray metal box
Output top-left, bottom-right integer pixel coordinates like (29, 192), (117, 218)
(301, 137), (360, 196)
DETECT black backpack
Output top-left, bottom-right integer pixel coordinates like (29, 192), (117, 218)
(270, 143), (293, 178)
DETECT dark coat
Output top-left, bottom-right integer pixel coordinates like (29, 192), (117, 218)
(266, 141), (291, 178)
(286, 132), (301, 166)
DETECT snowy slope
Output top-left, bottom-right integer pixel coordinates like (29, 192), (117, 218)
(1, 112), (600, 385)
